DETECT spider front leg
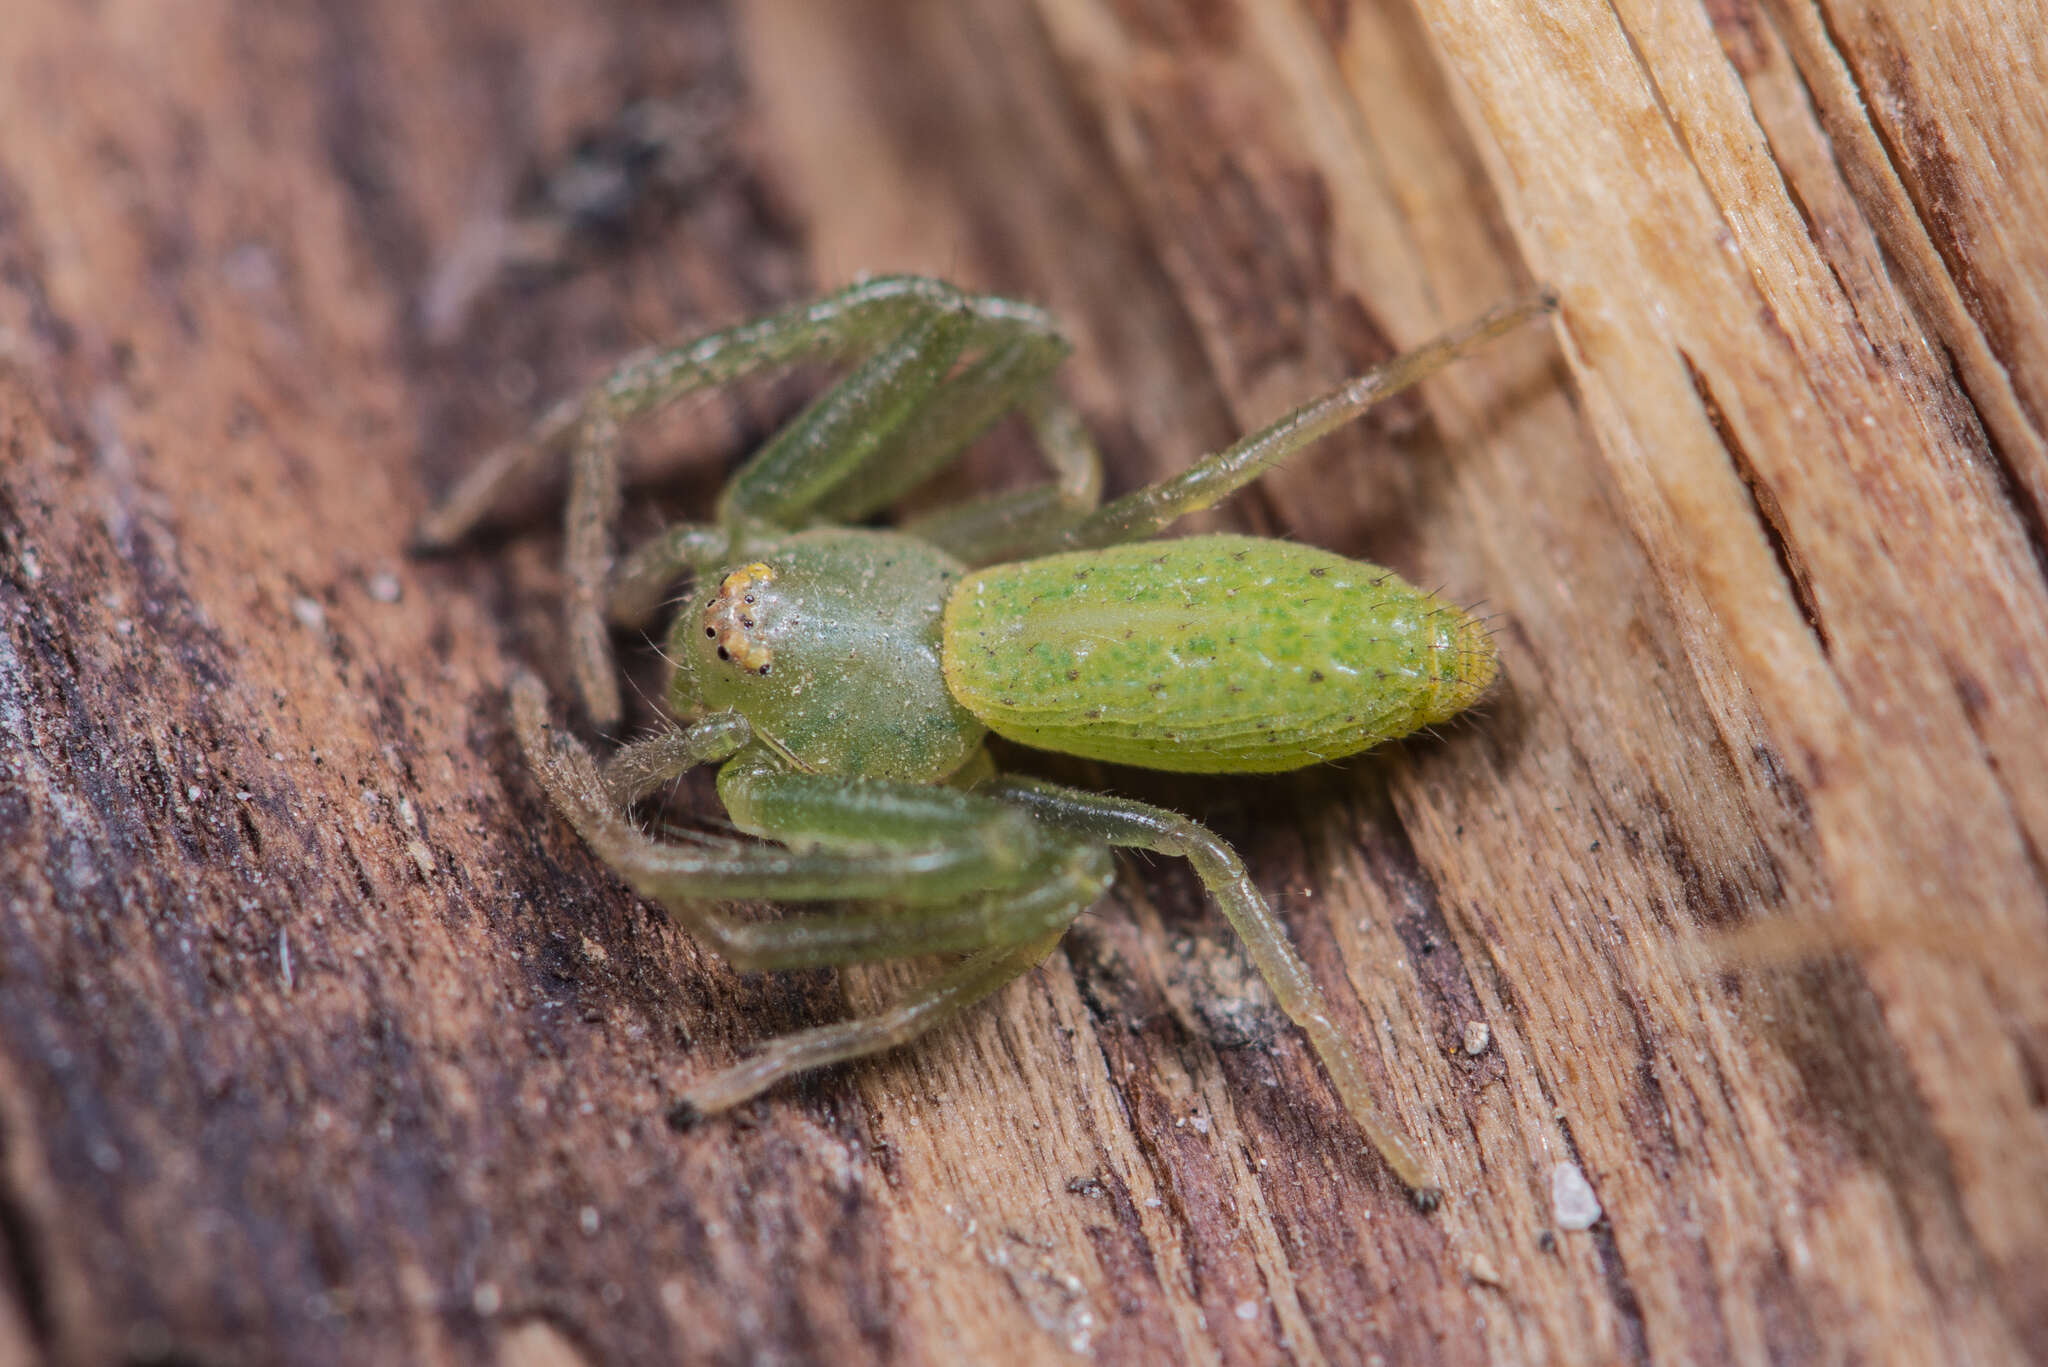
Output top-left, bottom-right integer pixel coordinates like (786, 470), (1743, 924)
(985, 774), (1445, 1207)
(790, 338), (1103, 563)
(515, 674), (1110, 966)
(1041, 290), (1559, 554)
(713, 291), (1097, 536)
(416, 277), (1007, 553)
(897, 387), (1104, 566)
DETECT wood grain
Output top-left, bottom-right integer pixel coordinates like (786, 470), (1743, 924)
(0, 0), (2041, 1363)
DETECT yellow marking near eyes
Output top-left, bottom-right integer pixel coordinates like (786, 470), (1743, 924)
(704, 562), (776, 674)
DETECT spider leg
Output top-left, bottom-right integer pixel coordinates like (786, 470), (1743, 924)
(715, 290), (1086, 532)
(515, 673), (1103, 954)
(410, 395), (585, 553)
(1018, 291), (1558, 555)
(415, 276), (1028, 550)
(566, 410), (626, 720)
(805, 336), (1099, 534)
(600, 711), (752, 807)
(983, 774), (1444, 1207)
(898, 387), (1104, 566)
(709, 860), (1103, 971)
(603, 521), (736, 720)
(670, 927), (1066, 1124)
(714, 307), (975, 529)
(607, 522), (732, 633)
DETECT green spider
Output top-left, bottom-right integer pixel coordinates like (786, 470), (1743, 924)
(417, 276), (1555, 1207)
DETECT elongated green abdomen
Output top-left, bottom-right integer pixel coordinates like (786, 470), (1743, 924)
(940, 534), (1496, 773)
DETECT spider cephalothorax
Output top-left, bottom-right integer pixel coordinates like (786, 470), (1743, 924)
(676, 531), (982, 782)
(419, 275), (1555, 1208)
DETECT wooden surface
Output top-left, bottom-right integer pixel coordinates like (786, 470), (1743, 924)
(2, 1), (2044, 1363)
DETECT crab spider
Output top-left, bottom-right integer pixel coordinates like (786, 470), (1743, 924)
(419, 275), (1556, 1207)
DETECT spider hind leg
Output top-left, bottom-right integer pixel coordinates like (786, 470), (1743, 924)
(667, 925), (1066, 1127)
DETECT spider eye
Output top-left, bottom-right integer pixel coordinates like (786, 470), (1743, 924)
(701, 562), (777, 674)
(757, 664), (771, 676)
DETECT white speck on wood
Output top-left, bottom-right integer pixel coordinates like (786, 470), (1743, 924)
(1551, 1162), (1602, 1231)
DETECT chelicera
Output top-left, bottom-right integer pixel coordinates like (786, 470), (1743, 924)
(417, 276), (1555, 1207)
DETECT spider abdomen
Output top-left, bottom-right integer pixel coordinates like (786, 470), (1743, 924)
(941, 534), (1496, 774)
